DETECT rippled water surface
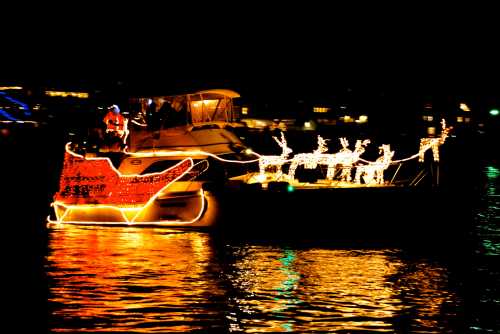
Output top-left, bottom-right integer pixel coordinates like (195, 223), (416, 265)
(45, 165), (500, 333)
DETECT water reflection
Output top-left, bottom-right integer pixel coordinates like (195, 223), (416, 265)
(47, 226), (225, 332)
(470, 165), (500, 332)
(224, 247), (460, 332)
(47, 227), (463, 333)
(477, 165), (500, 256)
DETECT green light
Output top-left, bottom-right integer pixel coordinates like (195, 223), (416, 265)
(287, 184), (295, 192)
(490, 109), (499, 116)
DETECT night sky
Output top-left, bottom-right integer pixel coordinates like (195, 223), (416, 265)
(4, 6), (500, 104)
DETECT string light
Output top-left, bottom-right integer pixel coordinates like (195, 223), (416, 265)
(45, 90), (89, 98)
(131, 119), (148, 127)
(48, 189), (206, 226)
(125, 147), (261, 163)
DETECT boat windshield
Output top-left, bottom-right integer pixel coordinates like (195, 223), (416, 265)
(188, 92), (235, 124)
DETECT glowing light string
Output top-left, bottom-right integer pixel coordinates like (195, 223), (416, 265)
(358, 119), (452, 165)
(125, 147), (262, 163)
(131, 119), (147, 127)
(48, 189), (206, 226)
(0, 108), (19, 121)
(0, 91), (31, 116)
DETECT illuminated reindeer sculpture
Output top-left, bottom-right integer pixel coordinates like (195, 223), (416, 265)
(287, 135), (333, 181)
(354, 144), (395, 185)
(336, 138), (371, 182)
(287, 136), (370, 182)
(418, 119), (452, 162)
(258, 132), (293, 181)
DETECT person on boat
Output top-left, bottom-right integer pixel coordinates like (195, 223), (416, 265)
(158, 98), (177, 127)
(147, 97), (185, 132)
(104, 104), (125, 135)
(168, 96), (188, 127)
(147, 98), (166, 132)
(103, 104), (126, 150)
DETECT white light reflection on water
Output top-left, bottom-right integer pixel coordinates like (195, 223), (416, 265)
(46, 226), (463, 333)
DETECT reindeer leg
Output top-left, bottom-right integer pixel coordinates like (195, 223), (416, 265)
(288, 161), (298, 180)
(327, 164), (334, 180)
(355, 167), (361, 184)
(432, 145), (440, 162)
(276, 167), (282, 181)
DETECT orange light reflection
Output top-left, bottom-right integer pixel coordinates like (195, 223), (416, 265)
(47, 226), (221, 333)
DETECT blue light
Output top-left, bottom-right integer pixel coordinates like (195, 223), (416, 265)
(287, 184), (295, 192)
(0, 108), (19, 121)
(0, 91), (31, 116)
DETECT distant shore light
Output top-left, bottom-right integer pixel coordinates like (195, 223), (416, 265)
(459, 103), (471, 112)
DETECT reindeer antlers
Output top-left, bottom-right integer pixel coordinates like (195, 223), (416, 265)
(272, 132), (292, 156)
(340, 137), (349, 148)
(315, 135), (329, 154)
(272, 132), (287, 147)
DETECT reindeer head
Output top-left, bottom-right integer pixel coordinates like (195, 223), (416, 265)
(273, 132), (293, 158)
(354, 139), (371, 153)
(339, 137), (350, 152)
(379, 144), (395, 162)
(314, 135), (329, 154)
(439, 119), (453, 144)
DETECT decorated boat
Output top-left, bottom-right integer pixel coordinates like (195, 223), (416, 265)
(48, 89), (257, 227)
(48, 85), (456, 230)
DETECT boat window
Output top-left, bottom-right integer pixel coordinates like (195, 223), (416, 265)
(189, 94), (232, 124)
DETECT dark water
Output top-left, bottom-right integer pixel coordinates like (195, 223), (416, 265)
(42, 165), (500, 333)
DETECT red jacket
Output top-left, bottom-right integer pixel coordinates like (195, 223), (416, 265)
(103, 111), (125, 134)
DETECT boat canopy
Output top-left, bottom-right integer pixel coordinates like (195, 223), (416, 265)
(190, 89), (240, 99)
(129, 88), (241, 127)
(187, 90), (239, 124)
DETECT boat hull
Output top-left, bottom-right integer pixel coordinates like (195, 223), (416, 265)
(50, 182), (220, 228)
(210, 181), (474, 241)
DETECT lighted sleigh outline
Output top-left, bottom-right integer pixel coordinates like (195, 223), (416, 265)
(48, 143), (205, 226)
